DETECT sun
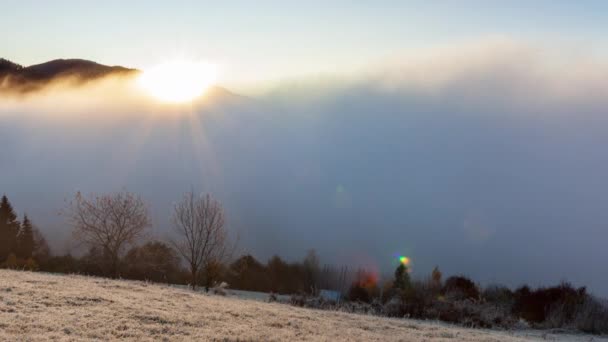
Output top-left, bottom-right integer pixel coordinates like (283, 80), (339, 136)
(137, 60), (217, 103)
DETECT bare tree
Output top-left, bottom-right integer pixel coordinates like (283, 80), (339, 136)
(171, 192), (229, 291)
(66, 191), (150, 278)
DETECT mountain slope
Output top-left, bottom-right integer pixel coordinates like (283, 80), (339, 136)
(0, 58), (136, 92)
(0, 58), (24, 74)
(0, 58), (250, 107)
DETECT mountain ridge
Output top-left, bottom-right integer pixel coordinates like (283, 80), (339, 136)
(0, 58), (137, 93)
(0, 57), (253, 108)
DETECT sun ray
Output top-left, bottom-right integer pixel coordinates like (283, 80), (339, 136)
(185, 104), (224, 193)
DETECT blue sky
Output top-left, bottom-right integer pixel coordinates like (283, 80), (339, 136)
(2, 1), (607, 86)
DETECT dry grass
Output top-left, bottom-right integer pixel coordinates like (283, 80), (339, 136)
(0, 270), (604, 341)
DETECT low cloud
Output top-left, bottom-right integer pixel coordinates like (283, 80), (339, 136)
(2, 40), (608, 295)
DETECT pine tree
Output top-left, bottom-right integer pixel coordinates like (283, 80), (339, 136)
(431, 266), (442, 288)
(0, 195), (20, 261)
(17, 214), (35, 259)
(394, 263), (411, 290)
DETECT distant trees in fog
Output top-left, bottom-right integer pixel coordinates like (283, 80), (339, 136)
(2, 190), (352, 295)
(0, 188), (353, 295)
(226, 252), (350, 296)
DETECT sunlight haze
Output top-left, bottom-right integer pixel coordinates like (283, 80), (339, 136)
(2, 2), (608, 340)
(3, 1), (608, 92)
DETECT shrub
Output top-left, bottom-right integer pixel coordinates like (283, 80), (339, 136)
(573, 296), (608, 334)
(24, 257), (38, 271)
(348, 283), (371, 303)
(383, 295), (405, 317)
(402, 281), (437, 318)
(347, 268), (379, 303)
(79, 247), (109, 276)
(483, 284), (514, 308)
(39, 254), (79, 274)
(381, 285), (401, 304)
(290, 293), (307, 307)
(513, 282), (586, 324)
(124, 241), (182, 283)
(3, 253), (18, 269)
(228, 255), (270, 292)
(443, 276), (480, 301)
(454, 299), (516, 328)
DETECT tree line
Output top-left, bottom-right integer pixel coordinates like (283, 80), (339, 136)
(2, 191), (607, 334)
(0, 195), (50, 270)
(0, 191), (354, 294)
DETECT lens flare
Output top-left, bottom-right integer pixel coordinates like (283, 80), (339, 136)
(399, 256), (410, 266)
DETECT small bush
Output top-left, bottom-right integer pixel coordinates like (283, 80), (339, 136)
(39, 254), (79, 274)
(402, 281), (437, 318)
(383, 295), (404, 317)
(290, 294), (307, 307)
(483, 284), (514, 308)
(3, 253), (19, 269)
(513, 282), (586, 324)
(572, 296), (608, 334)
(443, 276), (480, 301)
(454, 300), (516, 328)
(24, 257), (38, 271)
(348, 283), (371, 303)
(123, 241), (182, 283)
(381, 282), (400, 304)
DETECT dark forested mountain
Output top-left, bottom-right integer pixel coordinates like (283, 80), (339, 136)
(0, 58), (136, 92)
(0, 57), (248, 107)
(0, 58), (24, 74)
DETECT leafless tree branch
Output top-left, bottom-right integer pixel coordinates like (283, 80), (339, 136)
(66, 191), (150, 278)
(171, 192), (230, 290)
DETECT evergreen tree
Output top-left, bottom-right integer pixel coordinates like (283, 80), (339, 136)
(431, 266), (442, 288)
(0, 195), (20, 261)
(17, 214), (35, 259)
(394, 263), (411, 290)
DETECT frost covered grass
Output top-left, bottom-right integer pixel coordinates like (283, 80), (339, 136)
(0, 270), (604, 341)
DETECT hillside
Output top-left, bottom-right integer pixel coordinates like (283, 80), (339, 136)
(0, 270), (603, 341)
(0, 57), (250, 107)
(0, 58), (136, 92)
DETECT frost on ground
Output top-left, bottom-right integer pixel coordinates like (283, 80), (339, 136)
(0, 270), (604, 341)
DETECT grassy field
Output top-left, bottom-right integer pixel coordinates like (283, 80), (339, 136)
(0, 270), (604, 341)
